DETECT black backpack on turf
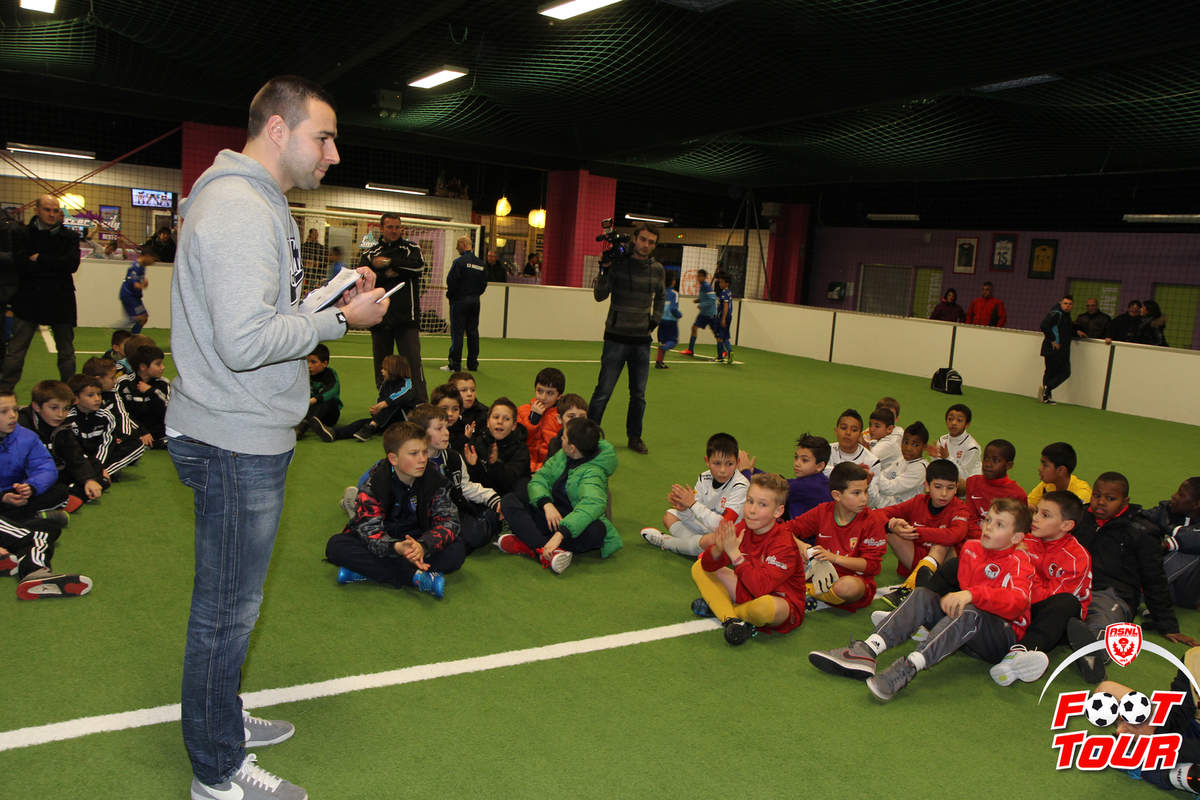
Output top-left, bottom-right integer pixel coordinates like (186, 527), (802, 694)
(931, 367), (963, 394)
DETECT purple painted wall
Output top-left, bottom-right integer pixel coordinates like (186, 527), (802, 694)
(808, 226), (1200, 349)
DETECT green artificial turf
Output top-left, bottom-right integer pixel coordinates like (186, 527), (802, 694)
(3, 328), (1198, 798)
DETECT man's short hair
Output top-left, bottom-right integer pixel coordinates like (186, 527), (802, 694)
(986, 438), (1017, 463)
(456, 235), (472, 250)
(1041, 491), (1085, 526)
(82, 357), (118, 378)
(407, 403), (448, 431)
(1041, 442), (1077, 473)
(946, 403), (972, 423)
(868, 407), (895, 427)
(795, 433), (831, 466)
(1063, 293), (1074, 302)
(534, 367), (566, 394)
(632, 222), (659, 242)
(991, 497), (1032, 533)
(431, 384), (461, 408)
(557, 393), (588, 415)
(1094, 471), (1130, 499)
(705, 432), (738, 460)
(903, 420), (930, 446)
(926, 459), (958, 485)
(31, 380), (74, 405)
(247, 75), (335, 138)
(382, 421), (426, 455)
(983, 281), (994, 289)
(309, 343), (330, 362)
(564, 416), (602, 459)
(68, 374), (102, 395)
(380, 211), (402, 226)
(830, 462), (868, 493)
(750, 472), (789, 506)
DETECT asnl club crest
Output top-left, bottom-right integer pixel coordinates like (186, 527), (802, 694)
(1106, 623), (1142, 667)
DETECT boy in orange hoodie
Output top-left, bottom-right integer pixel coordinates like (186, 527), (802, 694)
(517, 367), (564, 472)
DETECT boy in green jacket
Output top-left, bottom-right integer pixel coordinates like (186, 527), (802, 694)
(497, 416), (620, 574)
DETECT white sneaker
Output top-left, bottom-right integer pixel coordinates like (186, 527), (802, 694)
(989, 648), (1049, 686)
(191, 754), (307, 799)
(640, 527), (666, 547)
(547, 548), (572, 574)
(870, 610), (891, 627)
(243, 709), (294, 747)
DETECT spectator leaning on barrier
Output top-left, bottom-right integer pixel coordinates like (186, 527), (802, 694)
(965, 281), (1007, 327)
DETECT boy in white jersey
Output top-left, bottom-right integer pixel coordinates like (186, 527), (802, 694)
(869, 421), (929, 508)
(641, 432), (749, 557)
(866, 406), (902, 471)
(930, 402), (981, 489)
(823, 408), (877, 477)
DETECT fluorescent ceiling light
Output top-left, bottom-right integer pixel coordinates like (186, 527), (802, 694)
(365, 182), (427, 196)
(539, 0), (624, 20)
(866, 213), (920, 222)
(624, 213), (672, 224)
(973, 74), (1060, 93)
(1122, 213), (1200, 223)
(407, 66), (467, 89)
(6, 141), (94, 160)
(20, 0), (56, 12)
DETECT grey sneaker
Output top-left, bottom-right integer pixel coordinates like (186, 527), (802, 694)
(1067, 616), (1106, 682)
(191, 754), (306, 799)
(989, 648), (1049, 687)
(809, 641), (876, 679)
(243, 709), (295, 747)
(867, 656), (918, 702)
(339, 486), (358, 518)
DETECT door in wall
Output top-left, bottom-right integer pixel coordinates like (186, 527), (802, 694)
(1152, 283), (1200, 350)
(858, 264), (913, 316)
(911, 267), (944, 317)
(1068, 279), (1121, 317)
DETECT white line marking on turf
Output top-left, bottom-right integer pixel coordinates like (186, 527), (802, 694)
(39, 326), (56, 353)
(0, 619), (718, 752)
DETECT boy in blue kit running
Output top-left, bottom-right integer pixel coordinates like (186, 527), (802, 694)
(119, 254), (151, 333)
(681, 269), (718, 356)
(714, 272), (734, 363)
(654, 274), (683, 369)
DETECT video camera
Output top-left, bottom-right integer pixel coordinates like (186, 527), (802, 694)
(595, 218), (631, 263)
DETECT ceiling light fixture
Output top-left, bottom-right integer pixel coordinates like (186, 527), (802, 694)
(528, 209), (546, 229)
(365, 182), (427, 196)
(866, 213), (921, 222)
(539, 0), (623, 20)
(495, 237), (507, 248)
(6, 141), (95, 160)
(495, 196), (512, 217)
(1122, 213), (1200, 224)
(19, 0), (56, 12)
(407, 66), (468, 89)
(973, 74), (1060, 93)
(624, 213), (672, 224)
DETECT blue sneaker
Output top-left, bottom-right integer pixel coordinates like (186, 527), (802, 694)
(691, 597), (714, 618)
(336, 567), (369, 585)
(412, 570), (446, 598)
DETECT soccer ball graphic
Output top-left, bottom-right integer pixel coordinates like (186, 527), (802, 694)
(1120, 691), (1153, 725)
(1086, 692), (1120, 727)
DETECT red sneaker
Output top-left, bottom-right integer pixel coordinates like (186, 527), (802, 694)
(679, 349), (694, 356)
(496, 533), (536, 559)
(0, 553), (18, 576)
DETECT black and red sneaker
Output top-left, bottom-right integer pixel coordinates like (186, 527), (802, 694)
(0, 553), (18, 576)
(17, 571), (93, 600)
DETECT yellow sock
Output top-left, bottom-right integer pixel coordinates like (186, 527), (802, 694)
(691, 559), (736, 621)
(902, 555), (939, 590)
(732, 595), (780, 626)
(814, 588), (846, 606)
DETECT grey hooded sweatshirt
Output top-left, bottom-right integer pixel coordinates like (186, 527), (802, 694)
(167, 150), (347, 455)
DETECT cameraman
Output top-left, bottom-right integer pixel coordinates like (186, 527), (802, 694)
(586, 223), (665, 455)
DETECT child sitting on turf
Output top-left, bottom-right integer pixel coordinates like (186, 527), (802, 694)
(116, 344), (170, 447)
(689, 472), (807, 645)
(640, 432), (749, 557)
(497, 416), (620, 574)
(324, 421), (463, 598)
(990, 491), (1090, 686)
(1027, 441), (1091, 507)
(297, 343), (340, 438)
(104, 329), (131, 373)
(545, 393), (588, 461)
(863, 396), (904, 445)
(119, 254), (151, 333)
(517, 367), (564, 472)
(1069, 472), (1199, 682)
(115, 332), (154, 378)
(865, 406), (901, 470)
(868, 420), (930, 508)
(83, 356), (152, 448)
(823, 408), (877, 476)
(809, 497), (1034, 702)
(876, 458), (969, 607)
(929, 403), (981, 486)
(409, 403), (501, 553)
(465, 397), (530, 495)
(449, 371), (487, 450)
(66, 374), (144, 478)
(654, 274), (683, 369)
(0, 389), (70, 523)
(780, 462), (887, 612)
(964, 438), (1028, 546)
(19, 380), (106, 511)
(738, 433), (832, 520)
(1143, 477), (1200, 607)
(313, 355), (415, 443)
(430, 383), (463, 445)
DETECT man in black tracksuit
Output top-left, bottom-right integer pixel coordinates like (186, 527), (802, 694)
(1039, 294), (1075, 405)
(445, 235), (487, 372)
(359, 212), (427, 400)
(586, 224), (665, 455)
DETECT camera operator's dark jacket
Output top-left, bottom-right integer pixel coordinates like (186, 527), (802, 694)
(594, 255), (665, 345)
(360, 235), (425, 330)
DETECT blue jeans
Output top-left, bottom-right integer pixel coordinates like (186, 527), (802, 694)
(169, 436), (294, 785)
(587, 339), (650, 439)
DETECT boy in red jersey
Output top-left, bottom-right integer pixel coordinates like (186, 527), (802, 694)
(779, 462), (887, 612)
(690, 473), (807, 645)
(990, 491), (1091, 686)
(877, 459), (970, 608)
(963, 439), (1027, 546)
(809, 497), (1034, 702)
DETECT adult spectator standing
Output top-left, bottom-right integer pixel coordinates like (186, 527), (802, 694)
(1072, 297), (1111, 339)
(359, 212), (427, 399)
(1104, 300), (1143, 343)
(587, 223), (665, 455)
(1139, 299), (1169, 347)
(444, 234), (487, 372)
(0, 207), (23, 361)
(299, 227), (327, 272)
(1, 194), (80, 389)
(928, 288), (965, 322)
(142, 226), (176, 262)
(1039, 294), (1075, 405)
(167, 75), (387, 800)
(965, 281), (1007, 327)
(483, 248), (508, 283)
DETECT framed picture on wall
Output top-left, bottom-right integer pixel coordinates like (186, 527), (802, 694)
(991, 233), (1017, 271)
(953, 237), (978, 274)
(1029, 238), (1058, 279)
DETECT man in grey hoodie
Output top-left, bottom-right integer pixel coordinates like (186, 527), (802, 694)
(167, 76), (387, 800)
(586, 223), (665, 454)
